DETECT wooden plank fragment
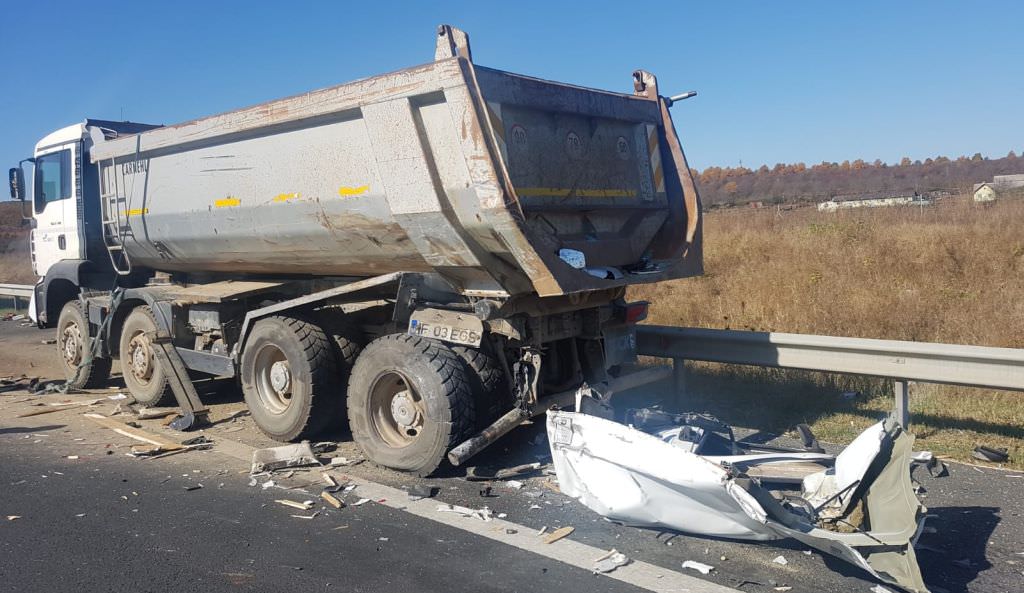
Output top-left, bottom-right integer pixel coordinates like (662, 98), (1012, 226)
(83, 413), (185, 450)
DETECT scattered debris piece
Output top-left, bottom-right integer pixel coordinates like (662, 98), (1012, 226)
(251, 442), (321, 473)
(66, 455), (79, 460)
(7, 515), (21, 521)
(275, 499), (315, 511)
(407, 484), (436, 501)
(290, 513), (319, 520)
(505, 528), (517, 534)
(497, 513), (508, 519)
(351, 498), (370, 506)
(41, 339), (57, 345)
(972, 445), (1009, 463)
(261, 480), (277, 490)
(870, 586), (896, 593)
(479, 486), (496, 498)
(506, 480), (524, 490)
(18, 399), (103, 417)
(180, 435), (213, 447)
(528, 504), (541, 510)
(774, 587), (792, 592)
(682, 560), (714, 575)
(543, 526), (574, 544)
(135, 407), (178, 420)
(772, 555), (788, 566)
(593, 550), (631, 573)
(311, 442), (337, 455)
(322, 472), (337, 488)
(465, 462), (542, 481)
(436, 503), (493, 521)
(329, 456), (363, 467)
(184, 484), (203, 492)
(321, 492), (344, 509)
(536, 525), (548, 536)
(85, 413), (186, 451)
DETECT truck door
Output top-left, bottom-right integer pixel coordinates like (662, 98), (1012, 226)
(32, 143), (84, 276)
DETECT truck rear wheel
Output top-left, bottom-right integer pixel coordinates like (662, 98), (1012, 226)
(451, 345), (508, 430)
(347, 334), (475, 477)
(119, 306), (173, 406)
(241, 316), (337, 441)
(56, 300), (111, 389)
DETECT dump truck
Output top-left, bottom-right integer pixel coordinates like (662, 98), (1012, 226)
(8, 25), (702, 475)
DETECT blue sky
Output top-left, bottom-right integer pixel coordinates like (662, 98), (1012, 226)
(1, 1), (1021, 173)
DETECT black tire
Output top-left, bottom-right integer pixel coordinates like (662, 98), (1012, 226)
(451, 344), (509, 430)
(241, 316), (338, 441)
(119, 306), (174, 406)
(56, 300), (111, 389)
(347, 334), (475, 477)
(315, 311), (364, 385)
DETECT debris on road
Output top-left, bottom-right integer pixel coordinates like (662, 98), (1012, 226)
(251, 442), (320, 474)
(543, 526), (574, 544)
(329, 456), (363, 467)
(871, 586), (896, 593)
(351, 498), (370, 506)
(973, 445), (1010, 463)
(6, 515), (21, 521)
(593, 549), (630, 573)
(275, 499), (315, 511)
(18, 399), (103, 417)
(465, 462), (542, 481)
(436, 503), (493, 521)
(321, 472), (337, 488)
(505, 480), (524, 490)
(321, 492), (344, 509)
(772, 555), (788, 566)
(682, 560), (715, 575)
(85, 413), (187, 452)
(406, 484), (436, 501)
(184, 484), (203, 492)
(136, 407), (178, 420)
(548, 408), (932, 593)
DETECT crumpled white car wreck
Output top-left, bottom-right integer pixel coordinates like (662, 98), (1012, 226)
(547, 408), (929, 593)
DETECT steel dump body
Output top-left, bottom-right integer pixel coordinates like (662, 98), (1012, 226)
(90, 54), (701, 298)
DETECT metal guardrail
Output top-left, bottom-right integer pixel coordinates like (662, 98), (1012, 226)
(0, 283), (34, 299)
(636, 326), (1024, 426)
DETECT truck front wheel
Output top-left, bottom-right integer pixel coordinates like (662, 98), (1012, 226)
(241, 316), (338, 441)
(119, 306), (173, 406)
(56, 301), (111, 389)
(347, 334), (475, 477)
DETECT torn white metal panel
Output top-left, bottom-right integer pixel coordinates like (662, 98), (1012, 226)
(548, 412), (778, 540)
(548, 411), (930, 593)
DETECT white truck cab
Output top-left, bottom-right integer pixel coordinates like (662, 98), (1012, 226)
(9, 120), (160, 325)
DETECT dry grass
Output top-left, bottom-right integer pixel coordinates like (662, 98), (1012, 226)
(632, 197), (1024, 469)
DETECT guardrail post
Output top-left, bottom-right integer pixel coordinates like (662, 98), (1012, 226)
(672, 358), (687, 402)
(894, 380), (910, 428)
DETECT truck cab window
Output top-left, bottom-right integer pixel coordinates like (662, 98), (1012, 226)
(34, 149), (71, 214)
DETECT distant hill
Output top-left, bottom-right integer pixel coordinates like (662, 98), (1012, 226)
(0, 201), (33, 284)
(695, 151), (1023, 208)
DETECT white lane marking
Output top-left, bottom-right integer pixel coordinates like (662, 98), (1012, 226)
(210, 436), (740, 593)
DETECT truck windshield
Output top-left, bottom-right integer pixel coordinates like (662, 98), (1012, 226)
(34, 149), (71, 213)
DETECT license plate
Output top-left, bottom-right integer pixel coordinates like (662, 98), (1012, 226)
(408, 308), (484, 348)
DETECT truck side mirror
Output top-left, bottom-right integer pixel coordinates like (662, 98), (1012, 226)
(8, 167), (24, 200)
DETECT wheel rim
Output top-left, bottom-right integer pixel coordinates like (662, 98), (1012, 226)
(253, 343), (292, 414)
(60, 322), (83, 369)
(369, 371), (425, 448)
(126, 331), (155, 385)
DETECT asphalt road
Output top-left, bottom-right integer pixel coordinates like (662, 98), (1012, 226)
(2, 318), (1023, 593)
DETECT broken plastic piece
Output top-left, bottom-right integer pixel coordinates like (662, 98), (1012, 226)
(593, 550), (631, 573)
(251, 442), (320, 474)
(465, 462), (542, 481)
(972, 445), (1009, 463)
(682, 560), (714, 575)
(407, 484), (436, 500)
(436, 503), (492, 521)
(772, 555), (788, 566)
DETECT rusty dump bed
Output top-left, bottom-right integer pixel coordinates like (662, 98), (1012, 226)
(90, 26), (702, 298)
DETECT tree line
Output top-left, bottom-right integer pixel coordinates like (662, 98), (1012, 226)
(693, 150), (1022, 208)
